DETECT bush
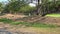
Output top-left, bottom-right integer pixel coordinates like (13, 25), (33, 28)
(3, 0), (28, 14)
(20, 5), (36, 15)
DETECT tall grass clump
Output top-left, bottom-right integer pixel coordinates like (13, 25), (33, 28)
(0, 18), (13, 23)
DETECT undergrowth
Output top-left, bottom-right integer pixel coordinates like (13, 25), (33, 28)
(0, 18), (59, 28)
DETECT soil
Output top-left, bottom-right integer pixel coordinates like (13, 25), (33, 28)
(34, 16), (60, 25)
(14, 15), (60, 25)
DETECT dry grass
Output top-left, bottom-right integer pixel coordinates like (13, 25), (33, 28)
(0, 14), (60, 34)
(0, 14), (27, 19)
(7, 27), (60, 34)
(0, 23), (60, 34)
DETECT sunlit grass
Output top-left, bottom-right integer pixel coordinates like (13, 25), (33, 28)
(46, 13), (60, 17)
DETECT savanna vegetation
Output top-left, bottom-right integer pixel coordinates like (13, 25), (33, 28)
(0, 0), (60, 28)
(0, 0), (36, 16)
(0, 0), (60, 34)
(0, 0), (60, 16)
(0, 18), (59, 28)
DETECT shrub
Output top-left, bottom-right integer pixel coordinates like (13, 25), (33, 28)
(19, 5), (36, 15)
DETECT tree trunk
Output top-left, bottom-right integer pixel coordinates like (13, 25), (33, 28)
(36, 0), (40, 15)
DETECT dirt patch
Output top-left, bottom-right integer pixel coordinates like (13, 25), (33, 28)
(40, 17), (60, 25)
(14, 16), (60, 25)
(0, 23), (60, 34)
(0, 14), (27, 19)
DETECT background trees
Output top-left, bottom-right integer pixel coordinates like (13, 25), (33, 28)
(3, 0), (36, 15)
(0, 2), (3, 13)
(4, 0), (27, 14)
(38, 0), (60, 16)
(0, 0), (60, 16)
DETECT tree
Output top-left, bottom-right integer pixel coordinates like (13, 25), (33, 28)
(36, 0), (48, 16)
(36, 0), (49, 16)
(20, 5), (36, 15)
(0, 2), (3, 13)
(5, 0), (28, 14)
(37, 0), (60, 16)
(37, 0), (40, 15)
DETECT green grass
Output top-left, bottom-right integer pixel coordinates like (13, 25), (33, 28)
(10, 22), (59, 28)
(0, 18), (13, 23)
(0, 18), (59, 28)
(46, 13), (60, 17)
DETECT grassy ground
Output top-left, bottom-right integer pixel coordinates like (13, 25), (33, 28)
(15, 27), (60, 34)
(0, 14), (60, 34)
(0, 18), (60, 34)
(46, 13), (60, 17)
(0, 18), (59, 28)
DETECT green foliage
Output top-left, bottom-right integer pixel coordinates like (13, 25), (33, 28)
(39, 0), (60, 16)
(0, 2), (3, 12)
(4, 0), (28, 13)
(56, 1), (60, 7)
(20, 5), (36, 13)
(3, 0), (36, 14)
(48, 1), (60, 10)
(1, 0), (60, 15)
